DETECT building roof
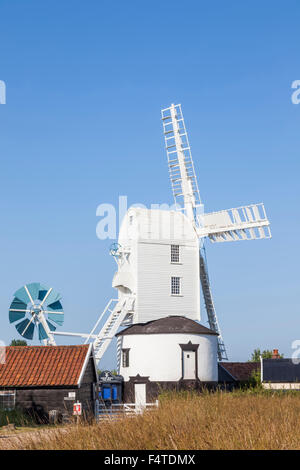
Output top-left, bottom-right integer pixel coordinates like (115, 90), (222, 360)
(262, 359), (300, 383)
(219, 362), (260, 381)
(0, 345), (94, 388)
(116, 316), (218, 336)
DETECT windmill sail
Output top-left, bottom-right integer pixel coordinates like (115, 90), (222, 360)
(199, 203), (271, 242)
(161, 103), (272, 361)
(162, 103), (228, 359)
(161, 103), (202, 221)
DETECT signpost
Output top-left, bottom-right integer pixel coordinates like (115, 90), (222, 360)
(73, 402), (82, 423)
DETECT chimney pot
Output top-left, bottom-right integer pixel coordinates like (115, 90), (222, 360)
(272, 349), (280, 359)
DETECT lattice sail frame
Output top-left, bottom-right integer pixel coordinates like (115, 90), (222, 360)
(161, 103), (271, 360)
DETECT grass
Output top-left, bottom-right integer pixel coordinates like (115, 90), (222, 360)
(5, 389), (300, 450)
(0, 408), (35, 428)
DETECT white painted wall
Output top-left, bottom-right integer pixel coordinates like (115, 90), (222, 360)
(116, 208), (200, 324)
(119, 333), (218, 382)
(262, 383), (300, 390)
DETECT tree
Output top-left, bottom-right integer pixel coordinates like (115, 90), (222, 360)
(10, 339), (27, 346)
(249, 348), (283, 362)
(98, 369), (118, 376)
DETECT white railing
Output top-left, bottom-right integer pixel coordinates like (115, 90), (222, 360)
(95, 400), (159, 421)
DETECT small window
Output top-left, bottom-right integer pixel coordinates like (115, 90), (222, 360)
(171, 276), (181, 295)
(0, 391), (16, 410)
(171, 245), (180, 263)
(122, 349), (130, 368)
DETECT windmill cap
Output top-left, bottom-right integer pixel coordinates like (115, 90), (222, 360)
(116, 316), (218, 336)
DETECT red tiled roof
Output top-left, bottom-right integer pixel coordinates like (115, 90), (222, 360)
(220, 362), (260, 381)
(0, 345), (90, 387)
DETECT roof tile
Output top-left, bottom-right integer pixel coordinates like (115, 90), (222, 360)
(0, 345), (90, 387)
(116, 316), (218, 336)
(220, 362), (260, 381)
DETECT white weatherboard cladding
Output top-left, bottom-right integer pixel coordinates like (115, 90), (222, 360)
(119, 333), (218, 382)
(136, 241), (199, 323)
(117, 208), (200, 324)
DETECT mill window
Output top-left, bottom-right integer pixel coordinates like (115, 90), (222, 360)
(171, 245), (180, 263)
(122, 349), (130, 368)
(171, 276), (181, 295)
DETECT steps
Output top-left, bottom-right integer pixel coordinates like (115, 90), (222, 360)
(200, 249), (228, 361)
(93, 296), (134, 363)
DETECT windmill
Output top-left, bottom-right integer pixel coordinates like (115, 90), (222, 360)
(9, 283), (64, 344)
(8, 104), (271, 365)
(85, 102), (271, 364)
(161, 103), (271, 359)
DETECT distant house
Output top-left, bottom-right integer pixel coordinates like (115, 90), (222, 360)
(218, 362), (260, 387)
(261, 358), (300, 390)
(0, 345), (98, 421)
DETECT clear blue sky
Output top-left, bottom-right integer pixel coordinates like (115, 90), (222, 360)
(0, 0), (299, 368)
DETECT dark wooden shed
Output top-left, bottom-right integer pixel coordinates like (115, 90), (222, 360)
(218, 362), (260, 388)
(0, 344), (98, 421)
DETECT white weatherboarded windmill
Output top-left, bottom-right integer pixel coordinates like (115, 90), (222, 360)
(86, 103), (271, 363)
(9, 104), (271, 365)
(96, 105), (271, 360)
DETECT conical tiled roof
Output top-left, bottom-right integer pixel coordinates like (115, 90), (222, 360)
(116, 316), (218, 336)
